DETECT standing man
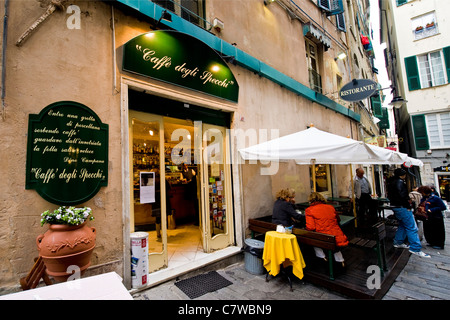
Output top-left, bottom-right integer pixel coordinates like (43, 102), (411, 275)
(388, 168), (430, 258)
(351, 167), (374, 227)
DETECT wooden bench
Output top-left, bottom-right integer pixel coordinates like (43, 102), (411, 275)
(20, 256), (53, 290)
(349, 221), (387, 276)
(248, 216), (338, 280)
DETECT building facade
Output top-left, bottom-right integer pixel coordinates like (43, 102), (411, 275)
(380, 0), (450, 199)
(0, 0), (380, 292)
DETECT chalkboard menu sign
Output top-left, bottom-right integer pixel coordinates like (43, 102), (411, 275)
(26, 101), (108, 205)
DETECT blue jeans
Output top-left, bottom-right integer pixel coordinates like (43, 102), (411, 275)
(392, 207), (422, 252)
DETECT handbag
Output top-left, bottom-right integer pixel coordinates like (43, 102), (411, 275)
(414, 203), (428, 221)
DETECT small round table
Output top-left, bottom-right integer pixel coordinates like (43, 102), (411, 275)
(262, 231), (306, 290)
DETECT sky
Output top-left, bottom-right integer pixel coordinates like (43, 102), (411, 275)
(369, 0), (396, 138)
(369, 0), (392, 103)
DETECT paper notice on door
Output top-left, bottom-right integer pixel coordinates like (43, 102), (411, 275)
(211, 163), (220, 177)
(140, 172), (155, 203)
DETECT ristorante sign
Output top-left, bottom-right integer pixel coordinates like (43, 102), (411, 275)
(339, 79), (378, 102)
(123, 30), (239, 103)
(26, 101), (108, 205)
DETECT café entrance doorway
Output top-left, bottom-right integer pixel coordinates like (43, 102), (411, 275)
(129, 105), (234, 273)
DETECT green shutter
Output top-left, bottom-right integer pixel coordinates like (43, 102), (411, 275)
(411, 115), (429, 150)
(396, 0), (407, 6)
(371, 95), (383, 117)
(443, 46), (450, 84)
(404, 56), (421, 91)
(378, 107), (389, 130)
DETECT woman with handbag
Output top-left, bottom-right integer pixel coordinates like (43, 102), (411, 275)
(417, 186), (447, 249)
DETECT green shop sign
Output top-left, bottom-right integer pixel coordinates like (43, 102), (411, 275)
(123, 30), (239, 103)
(26, 101), (108, 205)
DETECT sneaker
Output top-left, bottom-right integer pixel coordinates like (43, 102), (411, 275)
(409, 250), (431, 258)
(394, 243), (410, 249)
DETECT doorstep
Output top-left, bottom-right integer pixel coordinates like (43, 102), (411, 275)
(129, 246), (242, 294)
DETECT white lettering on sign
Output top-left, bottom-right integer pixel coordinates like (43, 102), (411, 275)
(134, 45), (235, 90)
(141, 48), (172, 70)
(340, 84), (377, 96)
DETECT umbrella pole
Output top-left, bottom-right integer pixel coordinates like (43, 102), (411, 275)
(371, 165), (376, 197)
(350, 164), (357, 227)
(312, 160), (316, 192)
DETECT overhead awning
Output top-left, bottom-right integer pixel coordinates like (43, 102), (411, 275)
(303, 23), (331, 49)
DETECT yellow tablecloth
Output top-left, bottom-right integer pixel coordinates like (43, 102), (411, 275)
(262, 231), (306, 280)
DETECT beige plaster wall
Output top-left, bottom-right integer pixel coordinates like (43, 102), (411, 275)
(0, 0), (124, 292)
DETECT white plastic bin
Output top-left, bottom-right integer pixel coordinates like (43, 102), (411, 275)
(130, 232), (149, 289)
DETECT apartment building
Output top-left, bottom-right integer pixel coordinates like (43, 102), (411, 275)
(380, 0), (450, 199)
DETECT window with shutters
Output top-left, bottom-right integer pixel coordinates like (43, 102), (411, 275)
(371, 95), (383, 118)
(317, 0), (344, 16)
(317, 0), (331, 12)
(405, 48), (449, 91)
(426, 112), (450, 148)
(418, 51), (447, 88)
(336, 12), (346, 31)
(411, 115), (429, 150)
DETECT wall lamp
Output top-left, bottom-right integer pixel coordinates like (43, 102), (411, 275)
(388, 96), (408, 108)
(334, 52), (347, 61)
(155, 10), (172, 27)
(377, 85), (408, 109)
(264, 0), (275, 5)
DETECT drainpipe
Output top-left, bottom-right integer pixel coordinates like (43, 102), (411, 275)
(1, 0), (9, 121)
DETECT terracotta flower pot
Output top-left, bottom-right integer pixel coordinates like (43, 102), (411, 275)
(37, 221), (96, 282)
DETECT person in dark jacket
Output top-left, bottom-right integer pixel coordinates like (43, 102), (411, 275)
(388, 168), (430, 258)
(417, 186), (447, 249)
(272, 188), (305, 227)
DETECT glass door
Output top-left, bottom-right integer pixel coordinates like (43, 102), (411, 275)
(129, 111), (167, 272)
(200, 123), (234, 252)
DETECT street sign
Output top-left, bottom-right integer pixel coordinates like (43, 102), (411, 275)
(339, 79), (378, 102)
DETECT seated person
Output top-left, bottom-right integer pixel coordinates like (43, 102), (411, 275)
(305, 192), (349, 265)
(272, 188), (305, 227)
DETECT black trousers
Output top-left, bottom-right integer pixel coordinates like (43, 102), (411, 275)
(357, 193), (377, 225)
(423, 217), (445, 248)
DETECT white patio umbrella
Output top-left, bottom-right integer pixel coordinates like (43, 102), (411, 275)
(238, 127), (415, 165)
(238, 127), (422, 225)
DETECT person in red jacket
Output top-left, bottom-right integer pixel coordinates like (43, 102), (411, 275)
(305, 192), (349, 265)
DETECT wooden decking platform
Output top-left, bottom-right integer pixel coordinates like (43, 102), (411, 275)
(250, 216), (410, 299)
(300, 225), (410, 299)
